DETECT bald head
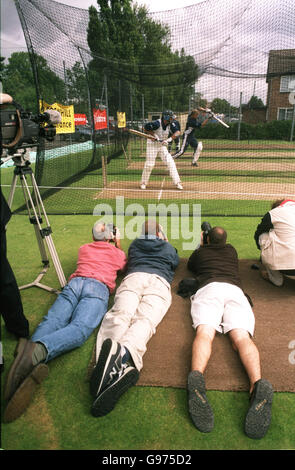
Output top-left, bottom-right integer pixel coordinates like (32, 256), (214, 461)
(208, 226), (227, 245)
(142, 220), (160, 236)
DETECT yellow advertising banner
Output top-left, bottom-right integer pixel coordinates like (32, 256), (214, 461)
(39, 100), (75, 134)
(117, 111), (126, 128)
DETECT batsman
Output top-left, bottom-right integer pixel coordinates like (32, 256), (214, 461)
(140, 110), (183, 190)
(173, 108), (211, 166)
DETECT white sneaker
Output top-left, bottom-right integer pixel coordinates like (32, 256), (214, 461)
(176, 183), (183, 190)
(140, 183), (146, 190)
(265, 267), (284, 287)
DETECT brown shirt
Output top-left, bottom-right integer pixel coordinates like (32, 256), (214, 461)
(187, 243), (243, 291)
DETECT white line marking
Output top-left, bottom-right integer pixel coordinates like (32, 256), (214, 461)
(158, 178), (166, 201)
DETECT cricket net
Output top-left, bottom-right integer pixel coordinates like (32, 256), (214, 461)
(2, 0), (295, 217)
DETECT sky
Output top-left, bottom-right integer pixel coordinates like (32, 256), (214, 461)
(1, 0), (200, 57)
(1, 0), (294, 105)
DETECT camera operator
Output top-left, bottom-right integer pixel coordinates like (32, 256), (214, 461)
(0, 187), (30, 339)
(0, 92), (30, 339)
(186, 224), (273, 440)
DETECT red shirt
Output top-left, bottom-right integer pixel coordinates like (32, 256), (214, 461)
(69, 241), (127, 293)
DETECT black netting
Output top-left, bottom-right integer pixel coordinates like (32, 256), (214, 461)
(2, 0), (295, 217)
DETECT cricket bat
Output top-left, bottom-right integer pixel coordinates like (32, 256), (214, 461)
(198, 107), (230, 128)
(128, 128), (159, 141)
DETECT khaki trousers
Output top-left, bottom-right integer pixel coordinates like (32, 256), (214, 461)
(95, 272), (172, 371)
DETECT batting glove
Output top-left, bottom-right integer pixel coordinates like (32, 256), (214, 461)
(163, 137), (172, 146)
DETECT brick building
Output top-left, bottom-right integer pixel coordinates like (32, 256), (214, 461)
(266, 49), (295, 122)
(242, 107), (267, 124)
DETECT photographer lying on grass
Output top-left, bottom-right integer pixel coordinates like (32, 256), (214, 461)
(89, 220), (179, 417)
(3, 221), (126, 423)
(186, 224), (273, 439)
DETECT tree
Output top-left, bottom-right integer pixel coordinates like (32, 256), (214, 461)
(247, 95), (265, 108)
(65, 61), (89, 114)
(210, 98), (231, 114)
(2, 52), (66, 112)
(87, 0), (199, 117)
(0, 56), (5, 81)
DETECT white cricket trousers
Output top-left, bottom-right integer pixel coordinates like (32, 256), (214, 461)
(141, 141), (181, 185)
(95, 272), (172, 371)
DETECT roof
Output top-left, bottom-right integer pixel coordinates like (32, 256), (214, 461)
(267, 49), (295, 81)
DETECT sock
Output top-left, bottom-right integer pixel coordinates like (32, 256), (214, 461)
(121, 346), (130, 364)
(32, 342), (48, 365)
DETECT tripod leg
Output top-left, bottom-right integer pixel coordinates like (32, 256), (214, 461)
(29, 174), (67, 288)
(7, 174), (18, 209)
(19, 170), (67, 291)
(33, 223), (50, 266)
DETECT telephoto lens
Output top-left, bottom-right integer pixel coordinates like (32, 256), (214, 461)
(201, 222), (212, 244)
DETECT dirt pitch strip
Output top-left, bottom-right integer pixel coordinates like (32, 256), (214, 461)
(93, 179), (295, 201)
(94, 146), (295, 201)
(127, 159), (295, 173)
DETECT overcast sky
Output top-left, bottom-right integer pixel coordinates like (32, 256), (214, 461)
(1, 0), (201, 57)
(1, 0), (294, 105)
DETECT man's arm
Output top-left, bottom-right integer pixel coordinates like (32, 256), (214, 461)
(254, 212), (273, 249)
(187, 230), (204, 272)
(144, 121), (161, 140)
(113, 228), (123, 251)
(168, 121), (181, 141)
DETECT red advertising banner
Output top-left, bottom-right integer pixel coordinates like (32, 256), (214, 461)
(74, 113), (87, 126)
(93, 108), (107, 130)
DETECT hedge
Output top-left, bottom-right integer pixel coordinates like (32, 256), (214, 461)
(197, 119), (294, 140)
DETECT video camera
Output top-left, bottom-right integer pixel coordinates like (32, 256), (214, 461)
(201, 221), (212, 245)
(0, 93), (61, 156)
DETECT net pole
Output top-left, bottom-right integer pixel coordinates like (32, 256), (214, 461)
(290, 105), (295, 142)
(101, 155), (107, 188)
(237, 92), (242, 141)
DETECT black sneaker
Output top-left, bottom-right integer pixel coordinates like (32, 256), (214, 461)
(91, 365), (139, 417)
(191, 162), (198, 167)
(187, 370), (214, 433)
(245, 379), (273, 439)
(89, 338), (121, 398)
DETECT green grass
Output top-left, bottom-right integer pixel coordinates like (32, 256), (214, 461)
(1, 136), (294, 450)
(1, 136), (294, 219)
(1, 212), (294, 451)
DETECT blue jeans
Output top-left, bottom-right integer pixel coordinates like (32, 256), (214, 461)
(31, 277), (109, 362)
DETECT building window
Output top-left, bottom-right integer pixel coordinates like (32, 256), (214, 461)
(277, 107), (294, 120)
(280, 75), (295, 92)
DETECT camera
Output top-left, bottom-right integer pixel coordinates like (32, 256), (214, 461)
(0, 94), (61, 155)
(201, 221), (212, 245)
(106, 223), (117, 239)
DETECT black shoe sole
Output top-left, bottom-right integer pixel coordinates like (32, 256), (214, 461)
(91, 367), (139, 417)
(187, 371), (214, 433)
(245, 379), (273, 439)
(89, 339), (120, 398)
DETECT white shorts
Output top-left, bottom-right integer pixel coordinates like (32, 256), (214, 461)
(190, 282), (255, 336)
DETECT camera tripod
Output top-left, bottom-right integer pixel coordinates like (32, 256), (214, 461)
(6, 150), (67, 294)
